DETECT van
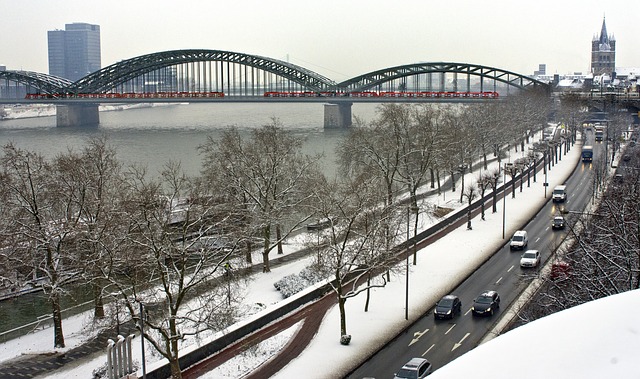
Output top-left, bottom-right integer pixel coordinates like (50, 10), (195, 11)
(552, 185), (567, 202)
(509, 230), (528, 250)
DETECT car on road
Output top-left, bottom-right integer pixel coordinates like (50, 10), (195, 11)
(306, 218), (332, 231)
(520, 249), (541, 268)
(509, 230), (528, 250)
(552, 216), (565, 230)
(433, 294), (462, 320)
(552, 185), (567, 202)
(394, 357), (433, 378)
(471, 290), (500, 316)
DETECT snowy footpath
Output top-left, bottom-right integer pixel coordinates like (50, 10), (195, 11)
(0, 138), (582, 379)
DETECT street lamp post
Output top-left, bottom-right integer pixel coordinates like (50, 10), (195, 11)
(502, 163), (509, 239)
(139, 302), (147, 379)
(405, 205), (418, 320)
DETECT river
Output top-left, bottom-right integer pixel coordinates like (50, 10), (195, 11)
(0, 102), (382, 178)
(0, 101), (381, 334)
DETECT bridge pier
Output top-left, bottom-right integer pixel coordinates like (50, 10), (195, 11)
(324, 102), (352, 128)
(56, 104), (99, 127)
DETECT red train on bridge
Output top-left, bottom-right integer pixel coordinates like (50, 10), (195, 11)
(263, 91), (499, 98)
(25, 91), (225, 100)
(25, 90), (499, 100)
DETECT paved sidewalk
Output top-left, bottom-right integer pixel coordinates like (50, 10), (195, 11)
(0, 153), (506, 378)
(0, 321), (137, 379)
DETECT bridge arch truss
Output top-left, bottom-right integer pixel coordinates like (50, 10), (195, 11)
(336, 62), (548, 94)
(1, 52), (549, 100)
(70, 49), (337, 96)
(0, 71), (73, 97)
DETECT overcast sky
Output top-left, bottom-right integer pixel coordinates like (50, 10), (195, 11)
(2, 0), (639, 82)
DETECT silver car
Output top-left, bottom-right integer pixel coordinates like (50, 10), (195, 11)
(520, 249), (541, 268)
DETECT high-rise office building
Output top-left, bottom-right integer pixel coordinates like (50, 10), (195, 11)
(48, 23), (101, 81)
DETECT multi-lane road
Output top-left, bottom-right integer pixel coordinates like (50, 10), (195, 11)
(346, 134), (600, 378)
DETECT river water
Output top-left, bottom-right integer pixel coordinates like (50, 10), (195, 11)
(0, 102), (381, 334)
(0, 102), (381, 178)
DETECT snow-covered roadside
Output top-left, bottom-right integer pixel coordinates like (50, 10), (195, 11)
(0, 135), (580, 379)
(271, 143), (582, 378)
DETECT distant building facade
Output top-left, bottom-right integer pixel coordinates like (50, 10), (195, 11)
(48, 23), (101, 81)
(591, 18), (615, 77)
(533, 64), (546, 77)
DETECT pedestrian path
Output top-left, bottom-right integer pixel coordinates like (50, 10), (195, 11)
(0, 143), (547, 378)
(0, 322), (137, 379)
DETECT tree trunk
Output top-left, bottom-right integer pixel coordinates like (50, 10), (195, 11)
(364, 274), (371, 312)
(245, 240), (253, 264)
(93, 282), (105, 319)
(262, 225), (271, 272)
(51, 290), (65, 348)
(169, 315), (183, 378)
(338, 296), (347, 337)
(276, 223), (283, 255)
(430, 168), (435, 189)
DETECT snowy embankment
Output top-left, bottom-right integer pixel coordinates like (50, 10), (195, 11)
(0, 103), (177, 120)
(1, 136), (581, 379)
(271, 143), (582, 378)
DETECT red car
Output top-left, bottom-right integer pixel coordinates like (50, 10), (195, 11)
(551, 261), (571, 280)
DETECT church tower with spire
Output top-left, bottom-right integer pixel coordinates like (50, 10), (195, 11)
(591, 17), (616, 76)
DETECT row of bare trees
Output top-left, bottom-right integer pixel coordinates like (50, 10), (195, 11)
(0, 89), (551, 378)
(514, 98), (638, 327)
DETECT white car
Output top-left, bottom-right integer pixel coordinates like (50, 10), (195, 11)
(510, 230), (528, 250)
(520, 249), (540, 268)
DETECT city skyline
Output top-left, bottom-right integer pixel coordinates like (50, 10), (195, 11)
(2, 0), (640, 81)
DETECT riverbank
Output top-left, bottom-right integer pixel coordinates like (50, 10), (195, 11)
(0, 103), (181, 121)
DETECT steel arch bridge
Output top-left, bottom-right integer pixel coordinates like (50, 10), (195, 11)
(337, 62), (546, 93)
(0, 49), (548, 100)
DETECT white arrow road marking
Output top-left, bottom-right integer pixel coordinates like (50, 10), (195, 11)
(445, 324), (456, 335)
(452, 332), (471, 351)
(409, 328), (430, 346)
(422, 344), (435, 356)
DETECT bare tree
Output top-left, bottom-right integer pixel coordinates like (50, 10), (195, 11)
(308, 174), (402, 344)
(0, 144), (85, 348)
(54, 136), (123, 319)
(462, 183), (478, 230)
(103, 162), (244, 379)
(338, 114), (402, 207)
(199, 119), (321, 272)
(516, 156), (640, 327)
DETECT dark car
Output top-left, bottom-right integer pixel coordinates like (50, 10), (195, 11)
(471, 290), (500, 316)
(433, 295), (462, 320)
(552, 216), (565, 230)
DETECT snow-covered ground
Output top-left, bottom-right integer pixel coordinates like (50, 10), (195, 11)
(3, 135), (634, 379)
(0, 103), (178, 120)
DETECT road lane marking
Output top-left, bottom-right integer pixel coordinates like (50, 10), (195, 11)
(452, 332), (471, 351)
(409, 328), (429, 346)
(496, 276), (503, 284)
(445, 324), (456, 335)
(507, 265), (514, 272)
(422, 344), (435, 356)
(464, 308), (472, 316)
